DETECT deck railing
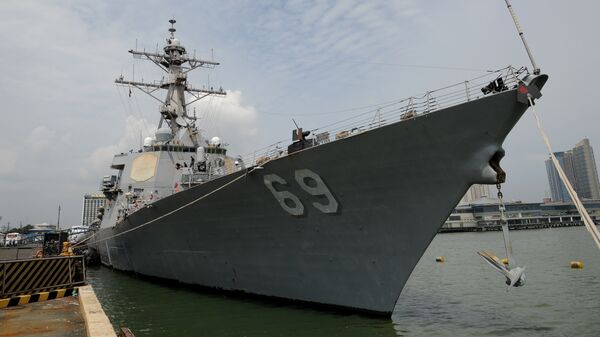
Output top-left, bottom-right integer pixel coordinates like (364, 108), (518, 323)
(239, 66), (529, 168)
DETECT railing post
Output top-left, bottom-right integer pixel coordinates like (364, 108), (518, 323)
(465, 81), (470, 101)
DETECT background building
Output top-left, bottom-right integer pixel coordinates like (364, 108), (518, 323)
(460, 184), (491, 204)
(545, 138), (600, 202)
(545, 151), (575, 202)
(443, 199), (600, 231)
(81, 193), (106, 226)
(571, 138), (600, 199)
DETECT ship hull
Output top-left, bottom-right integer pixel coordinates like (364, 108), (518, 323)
(92, 89), (528, 315)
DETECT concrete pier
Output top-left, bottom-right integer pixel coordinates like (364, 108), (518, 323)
(0, 296), (86, 337)
(79, 285), (117, 337)
(0, 285), (119, 337)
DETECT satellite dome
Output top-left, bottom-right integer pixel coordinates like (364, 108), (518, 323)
(143, 137), (154, 147)
(210, 136), (221, 146)
(155, 127), (173, 142)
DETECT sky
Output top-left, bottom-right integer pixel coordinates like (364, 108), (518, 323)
(0, 0), (598, 228)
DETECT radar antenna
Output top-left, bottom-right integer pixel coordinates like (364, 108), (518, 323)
(114, 19), (226, 147)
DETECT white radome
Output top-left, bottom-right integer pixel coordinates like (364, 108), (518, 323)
(143, 137), (154, 147)
(210, 136), (221, 146)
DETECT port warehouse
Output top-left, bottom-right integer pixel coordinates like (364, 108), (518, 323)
(442, 198), (600, 231)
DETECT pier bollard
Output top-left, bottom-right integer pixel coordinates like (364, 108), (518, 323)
(435, 256), (445, 263)
(570, 261), (583, 269)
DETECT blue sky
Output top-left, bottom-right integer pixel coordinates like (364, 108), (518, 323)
(0, 0), (599, 227)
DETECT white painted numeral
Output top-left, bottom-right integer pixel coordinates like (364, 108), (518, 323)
(264, 169), (339, 216)
(263, 174), (305, 216)
(295, 169), (338, 214)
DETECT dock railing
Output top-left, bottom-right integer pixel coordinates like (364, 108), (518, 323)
(0, 255), (86, 298)
(238, 66), (528, 168)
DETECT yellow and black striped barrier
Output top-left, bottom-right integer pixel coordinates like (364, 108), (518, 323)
(0, 287), (76, 309)
(1, 255), (86, 299)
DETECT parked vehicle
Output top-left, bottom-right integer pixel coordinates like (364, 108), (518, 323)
(5, 232), (22, 246)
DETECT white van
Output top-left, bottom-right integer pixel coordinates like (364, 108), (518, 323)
(5, 232), (21, 246)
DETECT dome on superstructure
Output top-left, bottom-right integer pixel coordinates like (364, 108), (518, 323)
(210, 136), (221, 146)
(143, 137), (154, 147)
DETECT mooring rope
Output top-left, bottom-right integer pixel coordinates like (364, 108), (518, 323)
(529, 96), (600, 250)
(76, 167), (259, 248)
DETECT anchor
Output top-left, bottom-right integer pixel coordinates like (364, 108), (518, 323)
(477, 183), (526, 289)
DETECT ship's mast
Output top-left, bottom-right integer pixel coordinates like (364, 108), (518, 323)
(115, 19), (226, 147)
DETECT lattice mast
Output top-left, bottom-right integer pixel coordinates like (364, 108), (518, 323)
(115, 19), (226, 147)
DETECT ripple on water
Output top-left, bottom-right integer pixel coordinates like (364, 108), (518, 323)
(88, 227), (600, 337)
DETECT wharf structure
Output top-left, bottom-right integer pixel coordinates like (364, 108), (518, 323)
(442, 198), (600, 231)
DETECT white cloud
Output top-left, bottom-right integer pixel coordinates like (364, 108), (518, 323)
(192, 90), (259, 155)
(83, 91), (257, 175)
(86, 116), (156, 174)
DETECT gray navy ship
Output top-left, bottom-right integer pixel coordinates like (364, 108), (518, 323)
(89, 19), (548, 315)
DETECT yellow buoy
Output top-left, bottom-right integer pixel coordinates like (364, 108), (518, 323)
(501, 258), (509, 265)
(570, 261), (583, 269)
(435, 256), (446, 263)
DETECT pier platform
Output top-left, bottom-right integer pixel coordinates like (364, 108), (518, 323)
(0, 295), (85, 337)
(0, 285), (119, 337)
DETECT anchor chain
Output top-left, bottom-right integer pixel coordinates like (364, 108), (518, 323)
(496, 183), (507, 224)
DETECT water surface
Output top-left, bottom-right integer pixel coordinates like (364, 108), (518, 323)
(87, 227), (600, 336)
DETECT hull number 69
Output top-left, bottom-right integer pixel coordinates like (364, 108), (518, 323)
(263, 169), (338, 216)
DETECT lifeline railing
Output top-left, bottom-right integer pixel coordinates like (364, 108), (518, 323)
(237, 66), (529, 168)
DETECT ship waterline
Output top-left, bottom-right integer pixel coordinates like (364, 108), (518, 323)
(92, 78), (546, 314)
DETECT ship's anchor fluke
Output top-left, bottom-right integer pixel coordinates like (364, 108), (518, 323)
(477, 183), (526, 289)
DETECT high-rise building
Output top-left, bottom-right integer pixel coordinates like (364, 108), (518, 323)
(545, 151), (575, 202)
(460, 184), (491, 204)
(571, 138), (600, 199)
(81, 193), (106, 226)
(545, 138), (600, 201)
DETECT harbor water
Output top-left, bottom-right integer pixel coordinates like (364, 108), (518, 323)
(87, 227), (600, 337)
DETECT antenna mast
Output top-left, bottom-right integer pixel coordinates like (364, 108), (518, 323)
(115, 19), (226, 147)
(504, 0), (540, 74)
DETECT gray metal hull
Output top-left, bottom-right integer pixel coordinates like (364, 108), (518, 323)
(93, 89), (528, 315)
